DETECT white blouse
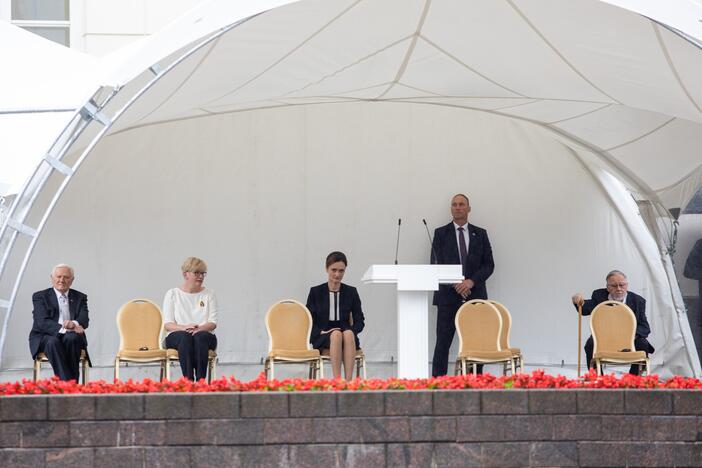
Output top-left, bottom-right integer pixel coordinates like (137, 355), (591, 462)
(162, 287), (219, 335)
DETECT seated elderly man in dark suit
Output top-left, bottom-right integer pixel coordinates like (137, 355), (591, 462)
(29, 264), (90, 381)
(572, 270), (654, 375)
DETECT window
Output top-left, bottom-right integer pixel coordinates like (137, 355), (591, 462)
(11, 0), (70, 47)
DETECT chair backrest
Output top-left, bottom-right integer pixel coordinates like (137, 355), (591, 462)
(489, 300), (512, 350)
(590, 301), (637, 354)
(265, 299), (313, 351)
(116, 299), (163, 351)
(455, 300), (503, 353)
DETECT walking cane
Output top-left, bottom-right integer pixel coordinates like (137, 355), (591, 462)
(577, 301), (583, 378)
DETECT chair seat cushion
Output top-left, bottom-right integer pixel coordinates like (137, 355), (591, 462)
(594, 351), (647, 361)
(117, 349), (167, 359)
(166, 349), (217, 359)
(268, 349), (320, 359)
(37, 350), (87, 361)
(320, 348), (364, 357)
(458, 350), (514, 360)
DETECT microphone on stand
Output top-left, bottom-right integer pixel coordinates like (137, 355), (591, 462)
(394, 218), (402, 265)
(422, 219), (438, 264)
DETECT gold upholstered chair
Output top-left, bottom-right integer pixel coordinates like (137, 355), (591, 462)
(263, 299), (322, 380)
(590, 300), (649, 375)
(454, 299), (515, 375)
(489, 300), (524, 373)
(114, 299), (169, 380)
(33, 350), (89, 384)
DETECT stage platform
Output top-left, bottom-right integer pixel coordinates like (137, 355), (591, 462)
(1, 388), (701, 467)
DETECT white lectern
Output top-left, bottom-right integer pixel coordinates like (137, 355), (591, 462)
(361, 264), (463, 378)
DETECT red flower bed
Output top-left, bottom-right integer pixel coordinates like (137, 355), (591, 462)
(1, 370), (700, 395)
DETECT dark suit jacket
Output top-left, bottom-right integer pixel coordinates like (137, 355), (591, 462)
(306, 283), (364, 346)
(577, 288), (651, 339)
(29, 288), (90, 361)
(432, 222), (494, 305)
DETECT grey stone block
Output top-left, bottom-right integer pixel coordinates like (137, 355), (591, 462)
(1, 396), (47, 421)
(530, 441), (578, 467)
(337, 391), (384, 417)
(385, 391), (432, 416)
(674, 441), (702, 467)
(118, 421), (166, 446)
(288, 444), (342, 467)
(639, 416), (698, 441)
(433, 443), (482, 467)
(528, 389), (576, 414)
(626, 442), (677, 467)
(578, 442), (628, 467)
(21, 421), (69, 447)
(0, 448), (45, 468)
(45, 448), (93, 467)
(0, 423), (20, 447)
(312, 417), (362, 443)
(432, 390), (480, 415)
(287, 444), (385, 468)
(165, 420), (217, 445)
(289, 392), (336, 417)
(481, 442), (531, 467)
(625, 390), (672, 414)
(190, 445), (288, 468)
(481, 390), (528, 414)
(69, 421), (119, 446)
(94, 447), (145, 468)
(673, 391), (702, 415)
(191, 393), (239, 419)
(577, 390), (624, 414)
(386, 443), (435, 467)
(263, 418), (313, 444)
(552, 415), (602, 440)
(95, 395), (144, 420)
(144, 394), (192, 419)
(240, 393), (288, 418)
(48, 395), (95, 420)
(212, 419), (264, 445)
(457, 415), (552, 442)
(599, 415), (641, 441)
(409, 416), (456, 442)
(342, 444), (386, 467)
(144, 446), (191, 468)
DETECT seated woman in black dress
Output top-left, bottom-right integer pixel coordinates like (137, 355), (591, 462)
(306, 251), (365, 380)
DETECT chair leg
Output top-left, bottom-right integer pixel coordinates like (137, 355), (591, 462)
(264, 358), (270, 380)
(318, 358), (324, 379)
(510, 359), (515, 376)
(114, 358), (120, 381)
(33, 359), (40, 382)
(596, 360), (602, 375)
(159, 361), (165, 381)
(81, 359), (88, 385)
(209, 357), (216, 384)
(165, 357), (171, 381)
(269, 360), (275, 380)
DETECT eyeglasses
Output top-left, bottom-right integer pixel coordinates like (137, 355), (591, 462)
(607, 282), (628, 288)
(190, 271), (207, 277)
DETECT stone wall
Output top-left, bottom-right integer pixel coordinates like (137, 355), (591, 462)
(1, 389), (701, 467)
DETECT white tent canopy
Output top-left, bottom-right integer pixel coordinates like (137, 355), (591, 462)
(1, 0), (701, 377)
(0, 21), (97, 196)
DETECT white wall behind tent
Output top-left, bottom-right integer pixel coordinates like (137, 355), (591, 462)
(3, 102), (691, 376)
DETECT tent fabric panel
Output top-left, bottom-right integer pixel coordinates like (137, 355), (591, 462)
(609, 118), (702, 191)
(517, 0), (702, 122)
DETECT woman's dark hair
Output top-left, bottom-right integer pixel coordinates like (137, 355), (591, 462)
(325, 251), (348, 268)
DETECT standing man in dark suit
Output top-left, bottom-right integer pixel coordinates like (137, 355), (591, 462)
(431, 194), (495, 376)
(29, 264), (90, 381)
(572, 270), (654, 375)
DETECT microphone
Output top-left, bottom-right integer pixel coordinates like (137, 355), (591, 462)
(422, 219), (438, 264)
(394, 218), (402, 264)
